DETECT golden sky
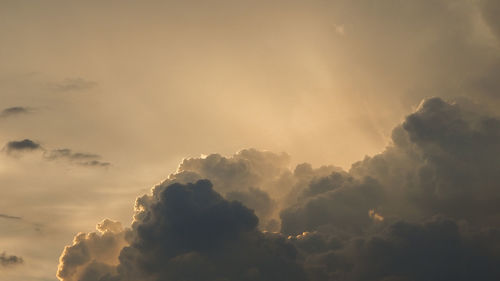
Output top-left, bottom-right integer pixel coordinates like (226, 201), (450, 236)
(1, 1), (500, 280)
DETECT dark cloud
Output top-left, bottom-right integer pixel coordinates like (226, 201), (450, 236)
(58, 180), (306, 281)
(45, 149), (100, 161)
(349, 97), (500, 223)
(280, 97), (500, 280)
(0, 214), (22, 220)
(3, 140), (111, 167)
(0, 252), (24, 267)
(157, 149), (342, 231)
(79, 160), (111, 167)
(57, 98), (500, 281)
(280, 173), (384, 236)
(0, 106), (31, 118)
(295, 217), (500, 281)
(4, 139), (42, 154)
(52, 78), (97, 92)
(44, 148), (111, 167)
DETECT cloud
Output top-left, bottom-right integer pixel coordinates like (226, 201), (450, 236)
(3, 139), (42, 154)
(52, 78), (97, 92)
(45, 149), (100, 161)
(280, 173), (384, 236)
(44, 149), (110, 167)
(3, 139), (111, 167)
(294, 217), (500, 281)
(57, 219), (127, 281)
(57, 97), (500, 281)
(0, 252), (23, 267)
(280, 97), (500, 280)
(0, 214), (22, 220)
(57, 180), (306, 281)
(157, 149), (342, 231)
(0, 106), (31, 118)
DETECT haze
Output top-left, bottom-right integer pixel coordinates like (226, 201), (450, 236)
(1, 1), (500, 281)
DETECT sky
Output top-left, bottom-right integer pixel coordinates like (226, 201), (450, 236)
(1, 1), (500, 281)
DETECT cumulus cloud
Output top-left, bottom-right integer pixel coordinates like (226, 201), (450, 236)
(58, 180), (305, 281)
(58, 97), (500, 281)
(294, 217), (500, 281)
(155, 149), (342, 231)
(280, 97), (500, 280)
(57, 219), (127, 281)
(0, 252), (23, 267)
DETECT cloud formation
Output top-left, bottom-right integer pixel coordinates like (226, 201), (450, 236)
(58, 180), (305, 281)
(0, 106), (31, 118)
(0, 252), (23, 267)
(281, 97), (500, 280)
(156, 149), (341, 231)
(3, 139), (111, 167)
(57, 97), (500, 281)
(4, 139), (42, 154)
(44, 149), (111, 167)
(57, 219), (127, 281)
(0, 214), (22, 220)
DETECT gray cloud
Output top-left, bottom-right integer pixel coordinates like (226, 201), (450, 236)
(0, 252), (24, 267)
(156, 149), (342, 231)
(45, 149), (100, 161)
(0, 214), (22, 220)
(281, 97), (500, 280)
(4, 139), (42, 154)
(79, 160), (111, 167)
(3, 140), (111, 167)
(58, 180), (306, 281)
(44, 148), (110, 167)
(57, 97), (500, 281)
(294, 217), (500, 281)
(0, 106), (32, 118)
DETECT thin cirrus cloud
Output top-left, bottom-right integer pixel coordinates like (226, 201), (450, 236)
(51, 78), (97, 93)
(57, 98), (500, 281)
(0, 214), (22, 221)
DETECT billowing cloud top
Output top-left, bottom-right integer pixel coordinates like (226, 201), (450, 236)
(58, 180), (305, 281)
(57, 97), (500, 281)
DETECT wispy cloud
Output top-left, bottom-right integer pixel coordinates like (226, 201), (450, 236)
(0, 107), (32, 118)
(3, 140), (110, 167)
(44, 148), (110, 167)
(0, 214), (22, 220)
(51, 78), (97, 92)
(0, 252), (23, 267)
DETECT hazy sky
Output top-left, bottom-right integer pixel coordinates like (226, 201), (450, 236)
(1, 1), (500, 280)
